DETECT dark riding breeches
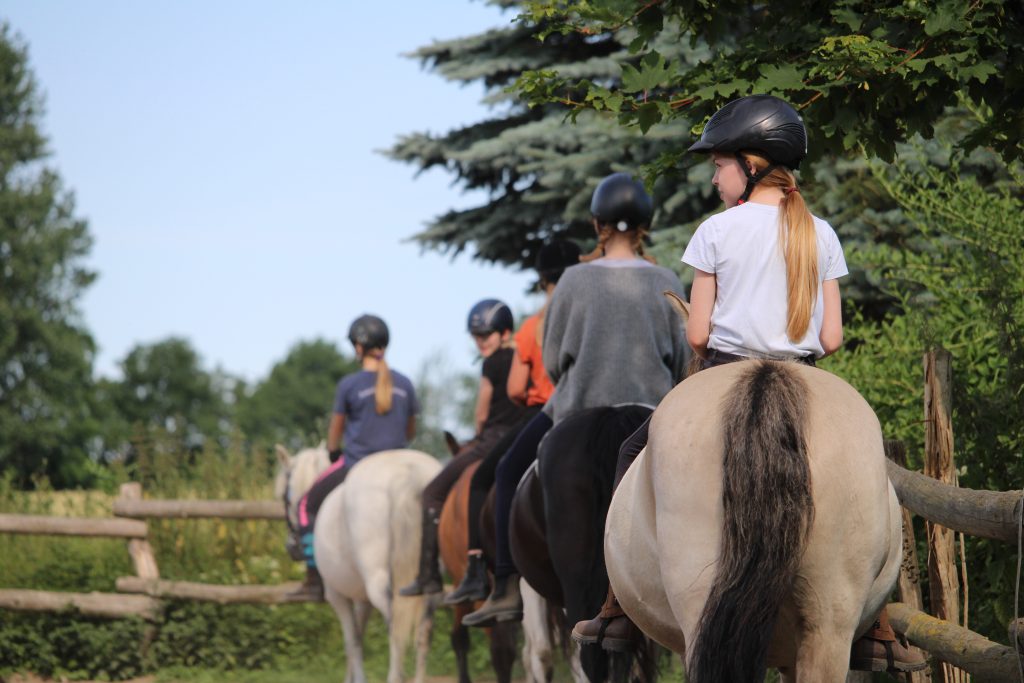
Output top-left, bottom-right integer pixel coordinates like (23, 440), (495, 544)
(493, 410), (554, 578)
(611, 352), (819, 490)
(421, 424), (512, 512)
(297, 458), (351, 536)
(467, 405), (542, 552)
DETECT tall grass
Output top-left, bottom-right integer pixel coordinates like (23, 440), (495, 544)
(0, 431), (503, 682)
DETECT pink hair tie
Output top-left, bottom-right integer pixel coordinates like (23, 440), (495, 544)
(784, 187), (800, 195)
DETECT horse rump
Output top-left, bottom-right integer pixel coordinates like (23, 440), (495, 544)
(688, 361), (815, 683)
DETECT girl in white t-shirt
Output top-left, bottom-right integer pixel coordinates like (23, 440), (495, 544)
(682, 95), (845, 365)
(573, 95), (926, 675)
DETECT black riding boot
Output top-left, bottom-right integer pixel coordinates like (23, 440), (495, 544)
(284, 565), (324, 602)
(399, 508), (443, 596)
(444, 551), (490, 605)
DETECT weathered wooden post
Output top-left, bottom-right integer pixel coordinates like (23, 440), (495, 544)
(118, 482), (159, 579)
(923, 349), (968, 683)
(885, 440), (932, 683)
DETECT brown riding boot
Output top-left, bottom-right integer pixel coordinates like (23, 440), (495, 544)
(462, 573), (523, 627)
(571, 585), (640, 652)
(850, 607), (928, 672)
(284, 565), (324, 602)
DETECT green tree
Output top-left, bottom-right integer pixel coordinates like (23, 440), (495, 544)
(387, 6), (719, 271)
(389, 2), (1011, 318)
(0, 24), (100, 488)
(514, 0), (1022, 164)
(112, 338), (236, 452)
(236, 339), (359, 451)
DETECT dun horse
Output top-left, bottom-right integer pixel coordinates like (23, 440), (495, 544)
(277, 445), (442, 683)
(606, 361), (902, 682)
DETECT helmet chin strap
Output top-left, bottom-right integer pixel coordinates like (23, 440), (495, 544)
(735, 152), (778, 204)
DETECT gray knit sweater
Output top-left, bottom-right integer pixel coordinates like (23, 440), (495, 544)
(542, 259), (690, 424)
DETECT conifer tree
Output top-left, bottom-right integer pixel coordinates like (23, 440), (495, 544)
(0, 24), (99, 487)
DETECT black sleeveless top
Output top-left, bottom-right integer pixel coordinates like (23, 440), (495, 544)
(481, 347), (524, 431)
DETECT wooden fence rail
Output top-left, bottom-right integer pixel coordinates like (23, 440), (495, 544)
(115, 577), (311, 604)
(112, 498), (283, 520)
(0, 589), (161, 621)
(888, 602), (1020, 681)
(887, 460), (1023, 543)
(0, 513), (148, 538)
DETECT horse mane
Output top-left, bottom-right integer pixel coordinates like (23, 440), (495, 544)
(277, 445), (331, 511)
(688, 361), (815, 683)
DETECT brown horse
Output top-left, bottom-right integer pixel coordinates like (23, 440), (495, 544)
(439, 460), (516, 683)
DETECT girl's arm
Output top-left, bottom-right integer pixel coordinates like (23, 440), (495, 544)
(687, 269), (716, 359)
(506, 353), (530, 407)
(327, 413), (346, 452)
(474, 376), (493, 435)
(819, 279), (843, 356)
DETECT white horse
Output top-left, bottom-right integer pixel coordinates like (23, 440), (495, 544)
(276, 445), (443, 683)
(605, 361), (902, 682)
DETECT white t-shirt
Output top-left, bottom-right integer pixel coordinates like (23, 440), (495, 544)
(681, 202), (848, 359)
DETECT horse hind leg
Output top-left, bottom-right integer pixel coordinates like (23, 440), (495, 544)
(794, 631), (855, 683)
(488, 621), (518, 683)
(326, 589), (368, 683)
(520, 584), (554, 683)
(412, 596), (436, 683)
(452, 604), (473, 683)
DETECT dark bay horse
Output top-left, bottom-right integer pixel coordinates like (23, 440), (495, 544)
(510, 404), (658, 683)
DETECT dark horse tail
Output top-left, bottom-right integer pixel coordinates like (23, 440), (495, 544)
(689, 361), (815, 683)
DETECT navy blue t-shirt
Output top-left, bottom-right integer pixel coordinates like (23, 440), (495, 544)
(333, 369), (419, 464)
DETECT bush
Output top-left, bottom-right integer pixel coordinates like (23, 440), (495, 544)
(824, 151), (1023, 641)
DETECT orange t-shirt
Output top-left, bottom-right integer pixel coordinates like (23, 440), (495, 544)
(514, 313), (554, 407)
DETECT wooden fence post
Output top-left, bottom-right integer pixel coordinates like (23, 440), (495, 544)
(923, 349), (968, 683)
(119, 483), (160, 580)
(885, 440), (932, 683)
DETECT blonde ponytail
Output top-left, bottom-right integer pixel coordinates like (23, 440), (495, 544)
(779, 188), (818, 341)
(373, 355), (393, 415)
(742, 151), (819, 341)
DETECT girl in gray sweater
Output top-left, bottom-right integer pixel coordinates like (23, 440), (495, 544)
(463, 172), (689, 627)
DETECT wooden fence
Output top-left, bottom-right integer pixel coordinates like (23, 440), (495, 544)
(884, 348), (1023, 683)
(0, 481), (312, 622)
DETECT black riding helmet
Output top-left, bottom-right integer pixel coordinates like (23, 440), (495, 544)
(590, 173), (654, 232)
(348, 314), (389, 350)
(535, 239), (581, 284)
(687, 95), (807, 203)
(467, 299), (514, 336)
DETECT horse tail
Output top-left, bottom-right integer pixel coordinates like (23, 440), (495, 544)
(388, 462), (428, 652)
(688, 361), (815, 683)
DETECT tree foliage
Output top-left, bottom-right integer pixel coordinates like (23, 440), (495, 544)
(110, 338), (238, 453)
(822, 152), (1023, 639)
(0, 24), (100, 488)
(236, 339), (359, 451)
(514, 0), (1023, 166)
(388, 5), (719, 270)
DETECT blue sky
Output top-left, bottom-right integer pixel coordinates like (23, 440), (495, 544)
(2, 0), (538, 386)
